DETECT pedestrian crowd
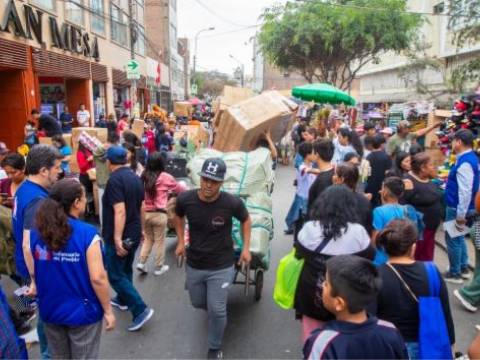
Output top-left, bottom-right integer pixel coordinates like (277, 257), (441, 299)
(280, 113), (480, 359)
(1, 102), (480, 360)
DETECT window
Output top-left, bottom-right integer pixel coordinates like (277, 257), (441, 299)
(91, 0), (105, 35)
(30, 0), (55, 11)
(134, 0), (144, 25)
(135, 25), (145, 56)
(65, 0), (84, 25)
(170, 24), (177, 51)
(111, 3), (128, 46)
(449, 0), (475, 30)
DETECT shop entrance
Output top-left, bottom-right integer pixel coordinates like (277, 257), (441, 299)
(38, 77), (91, 126)
(39, 77), (66, 118)
(0, 68), (32, 150)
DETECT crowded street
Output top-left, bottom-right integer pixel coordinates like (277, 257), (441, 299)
(2, 0), (480, 359)
(2, 166), (478, 358)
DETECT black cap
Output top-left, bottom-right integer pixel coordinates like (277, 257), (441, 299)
(198, 158), (226, 182)
(454, 129), (475, 147)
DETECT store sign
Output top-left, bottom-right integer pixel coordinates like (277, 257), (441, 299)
(1, 0), (100, 61)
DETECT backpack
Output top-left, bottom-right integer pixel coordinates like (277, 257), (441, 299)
(387, 262), (452, 360)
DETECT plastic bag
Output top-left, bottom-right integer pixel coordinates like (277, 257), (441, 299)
(273, 249), (304, 310)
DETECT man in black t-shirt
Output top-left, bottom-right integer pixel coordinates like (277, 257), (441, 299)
(102, 146), (154, 332)
(365, 134), (392, 208)
(175, 158), (251, 359)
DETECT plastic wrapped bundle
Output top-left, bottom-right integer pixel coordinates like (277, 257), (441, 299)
(188, 148), (274, 196)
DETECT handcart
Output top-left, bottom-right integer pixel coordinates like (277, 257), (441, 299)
(232, 249), (265, 302)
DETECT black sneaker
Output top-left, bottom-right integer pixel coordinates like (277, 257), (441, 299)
(207, 349), (223, 359)
(461, 268), (472, 280)
(284, 229), (294, 235)
(443, 271), (464, 284)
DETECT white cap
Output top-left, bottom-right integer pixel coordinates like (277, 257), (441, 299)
(381, 127), (393, 135)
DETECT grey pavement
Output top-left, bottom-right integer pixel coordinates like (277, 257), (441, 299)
(3, 164), (479, 358)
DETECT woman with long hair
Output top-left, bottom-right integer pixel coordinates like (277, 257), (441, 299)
(332, 127), (364, 164)
(294, 185), (375, 342)
(123, 142), (144, 177)
(137, 152), (186, 275)
(374, 219), (455, 359)
(386, 151), (411, 179)
(0, 153), (25, 208)
(27, 179), (115, 359)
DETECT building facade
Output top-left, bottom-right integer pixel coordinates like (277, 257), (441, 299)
(0, 0), (151, 149)
(145, 0), (185, 108)
(356, 0), (480, 105)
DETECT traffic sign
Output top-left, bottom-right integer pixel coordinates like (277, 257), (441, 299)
(126, 59), (140, 80)
(191, 83), (198, 96)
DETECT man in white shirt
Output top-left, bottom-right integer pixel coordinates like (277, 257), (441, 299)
(76, 104), (91, 127)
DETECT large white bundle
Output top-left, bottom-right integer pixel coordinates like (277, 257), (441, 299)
(232, 192), (273, 269)
(188, 148), (274, 196)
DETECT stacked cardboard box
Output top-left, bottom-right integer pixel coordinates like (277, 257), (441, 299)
(70, 127), (108, 173)
(213, 86), (254, 127)
(174, 102), (193, 118)
(213, 91), (298, 152)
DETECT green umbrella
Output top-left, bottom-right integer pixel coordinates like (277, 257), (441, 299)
(292, 83), (356, 106)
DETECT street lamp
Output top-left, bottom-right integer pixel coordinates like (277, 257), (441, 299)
(193, 27), (215, 84)
(229, 54), (245, 87)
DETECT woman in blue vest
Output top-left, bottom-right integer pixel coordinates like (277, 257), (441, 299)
(27, 179), (115, 359)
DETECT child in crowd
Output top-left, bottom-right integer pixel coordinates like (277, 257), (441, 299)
(372, 177), (420, 265)
(303, 255), (407, 360)
(294, 127), (318, 169)
(285, 142), (317, 236)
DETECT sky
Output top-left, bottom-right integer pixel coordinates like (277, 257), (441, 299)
(177, 0), (286, 77)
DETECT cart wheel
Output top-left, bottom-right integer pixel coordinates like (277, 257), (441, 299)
(254, 269), (264, 301)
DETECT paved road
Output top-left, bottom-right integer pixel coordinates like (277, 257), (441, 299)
(5, 165), (479, 358)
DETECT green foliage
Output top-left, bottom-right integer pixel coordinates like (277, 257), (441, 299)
(191, 71), (237, 98)
(258, 0), (423, 90)
(449, 0), (480, 47)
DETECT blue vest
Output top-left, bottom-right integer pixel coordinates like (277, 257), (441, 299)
(445, 150), (479, 210)
(30, 218), (104, 326)
(12, 180), (48, 279)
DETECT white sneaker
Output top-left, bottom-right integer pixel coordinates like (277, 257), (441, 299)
(453, 289), (478, 312)
(476, 324), (480, 331)
(136, 262), (148, 274)
(154, 265), (169, 276)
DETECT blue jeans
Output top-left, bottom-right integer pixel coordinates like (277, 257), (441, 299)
(38, 317), (51, 359)
(445, 207), (469, 276)
(405, 342), (419, 360)
(285, 194), (307, 231)
(186, 265), (235, 350)
(105, 242), (147, 319)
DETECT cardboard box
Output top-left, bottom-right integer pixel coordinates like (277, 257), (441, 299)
(213, 91), (298, 152)
(131, 119), (145, 140)
(180, 125), (210, 148)
(213, 86), (254, 127)
(71, 127), (99, 150)
(62, 134), (72, 147)
(174, 102), (193, 118)
(39, 137), (53, 145)
(425, 111), (447, 148)
(95, 128), (108, 143)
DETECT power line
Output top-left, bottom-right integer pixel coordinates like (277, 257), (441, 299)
(192, 0), (257, 28)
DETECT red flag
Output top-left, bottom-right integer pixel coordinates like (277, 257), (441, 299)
(155, 63), (161, 86)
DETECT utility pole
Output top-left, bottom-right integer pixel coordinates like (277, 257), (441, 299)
(128, 0), (137, 118)
(193, 27), (215, 87)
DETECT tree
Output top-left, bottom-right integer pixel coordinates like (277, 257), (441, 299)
(398, 0), (480, 101)
(192, 71), (237, 98)
(258, 0), (423, 91)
